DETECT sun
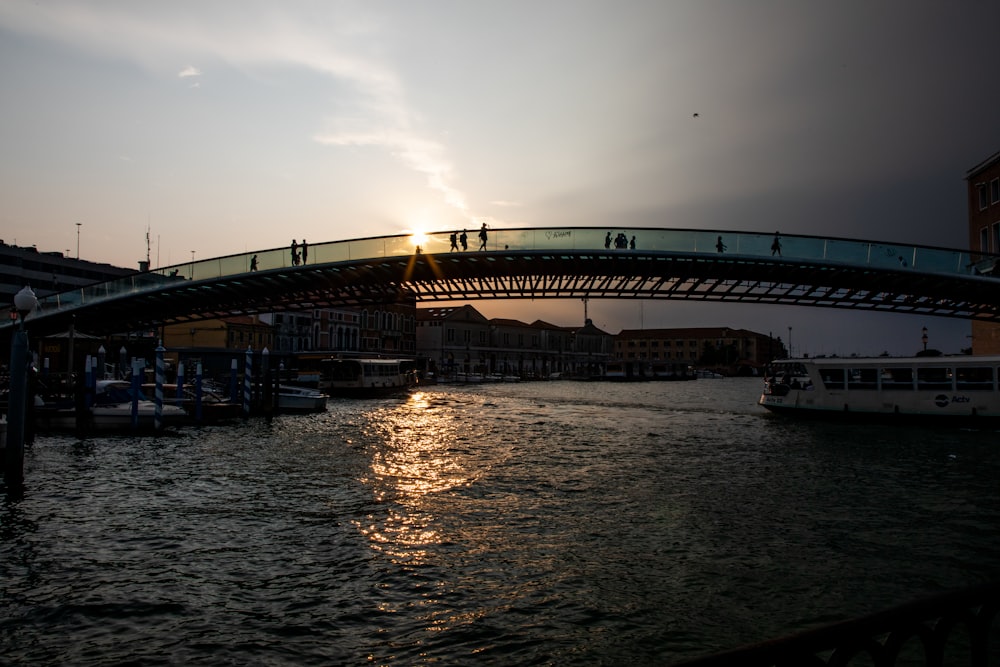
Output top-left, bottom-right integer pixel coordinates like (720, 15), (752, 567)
(409, 230), (428, 248)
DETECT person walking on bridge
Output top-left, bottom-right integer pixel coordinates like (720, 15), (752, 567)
(291, 239), (299, 265)
(771, 232), (781, 256)
(716, 236), (727, 253)
(301, 239), (308, 265)
(478, 223), (488, 251)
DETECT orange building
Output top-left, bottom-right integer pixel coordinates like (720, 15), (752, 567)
(966, 149), (1000, 354)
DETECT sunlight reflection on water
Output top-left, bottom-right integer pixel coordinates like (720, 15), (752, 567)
(3, 379), (1000, 665)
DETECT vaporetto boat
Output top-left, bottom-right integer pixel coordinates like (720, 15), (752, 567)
(759, 355), (1000, 425)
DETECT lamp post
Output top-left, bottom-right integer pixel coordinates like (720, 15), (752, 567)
(5, 286), (38, 494)
(922, 327), (928, 351)
(76, 222), (81, 259)
(787, 326), (792, 358)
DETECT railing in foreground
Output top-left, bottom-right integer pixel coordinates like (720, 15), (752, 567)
(672, 582), (999, 667)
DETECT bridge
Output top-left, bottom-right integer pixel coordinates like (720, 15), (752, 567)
(4, 227), (1000, 338)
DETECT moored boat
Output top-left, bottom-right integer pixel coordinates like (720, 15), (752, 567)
(142, 382), (243, 423)
(278, 385), (329, 412)
(35, 379), (189, 432)
(759, 355), (1000, 425)
(320, 358), (417, 397)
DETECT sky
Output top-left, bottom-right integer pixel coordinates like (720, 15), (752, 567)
(2, 1), (1000, 357)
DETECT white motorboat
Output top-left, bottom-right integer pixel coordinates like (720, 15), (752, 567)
(35, 379), (188, 432)
(278, 385), (329, 412)
(759, 355), (1000, 425)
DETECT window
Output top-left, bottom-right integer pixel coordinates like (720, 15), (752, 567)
(956, 366), (993, 391)
(819, 368), (845, 389)
(847, 368), (878, 390)
(917, 367), (952, 390)
(992, 178), (1000, 205)
(446, 328), (455, 342)
(981, 228), (990, 253)
(993, 223), (1000, 256)
(979, 184), (989, 210)
(881, 367), (914, 390)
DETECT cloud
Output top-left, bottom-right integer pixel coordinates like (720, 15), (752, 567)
(0, 3), (481, 221)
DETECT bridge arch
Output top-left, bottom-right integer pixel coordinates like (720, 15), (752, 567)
(5, 227), (1000, 338)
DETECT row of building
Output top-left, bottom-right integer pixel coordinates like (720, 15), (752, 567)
(153, 302), (781, 380)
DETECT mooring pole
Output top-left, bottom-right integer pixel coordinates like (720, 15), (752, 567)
(262, 347), (272, 423)
(154, 342), (165, 431)
(130, 359), (141, 430)
(5, 287), (38, 495)
(229, 358), (238, 403)
(243, 346), (253, 419)
(195, 362), (203, 423)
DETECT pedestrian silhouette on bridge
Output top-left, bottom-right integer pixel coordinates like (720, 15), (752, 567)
(450, 232), (458, 251)
(291, 239), (299, 265)
(630, 235), (636, 250)
(478, 223), (488, 251)
(301, 240), (308, 264)
(460, 230), (468, 251)
(771, 232), (781, 256)
(605, 232), (612, 249)
(250, 255), (258, 271)
(716, 236), (726, 253)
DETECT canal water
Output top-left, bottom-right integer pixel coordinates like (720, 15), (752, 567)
(2, 378), (999, 665)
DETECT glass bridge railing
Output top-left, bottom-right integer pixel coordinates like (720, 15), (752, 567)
(20, 227), (996, 322)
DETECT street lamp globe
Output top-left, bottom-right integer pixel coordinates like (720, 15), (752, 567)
(13, 286), (38, 320)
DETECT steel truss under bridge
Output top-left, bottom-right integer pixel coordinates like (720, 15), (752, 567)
(4, 227), (1000, 338)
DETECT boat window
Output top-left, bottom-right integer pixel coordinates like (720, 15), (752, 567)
(818, 368), (845, 389)
(881, 367), (913, 390)
(847, 368), (878, 390)
(955, 366), (994, 391)
(917, 367), (952, 390)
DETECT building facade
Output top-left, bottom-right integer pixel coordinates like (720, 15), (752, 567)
(614, 326), (784, 375)
(0, 241), (138, 318)
(967, 149), (1000, 354)
(415, 304), (614, 379)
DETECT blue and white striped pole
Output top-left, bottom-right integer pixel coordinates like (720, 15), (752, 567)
(195, 362), (204, 422)
(155, 342), (165, 430)
(243, 346), (253, 419)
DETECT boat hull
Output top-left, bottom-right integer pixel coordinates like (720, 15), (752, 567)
(35, 404), (189, 432)
(760, 355), (1000, 427)
(277, 386), (329, 412)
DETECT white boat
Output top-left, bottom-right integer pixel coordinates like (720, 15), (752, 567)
(35, 379), (189, 432)
(278, 385), (329, 412)
(759, 355), (1000, 425)
(320, 358), (417, 397)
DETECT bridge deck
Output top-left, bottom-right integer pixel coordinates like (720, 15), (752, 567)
(5, 227), (1000, 337)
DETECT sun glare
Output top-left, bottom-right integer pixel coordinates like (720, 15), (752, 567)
(410, 231), (428, 248)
